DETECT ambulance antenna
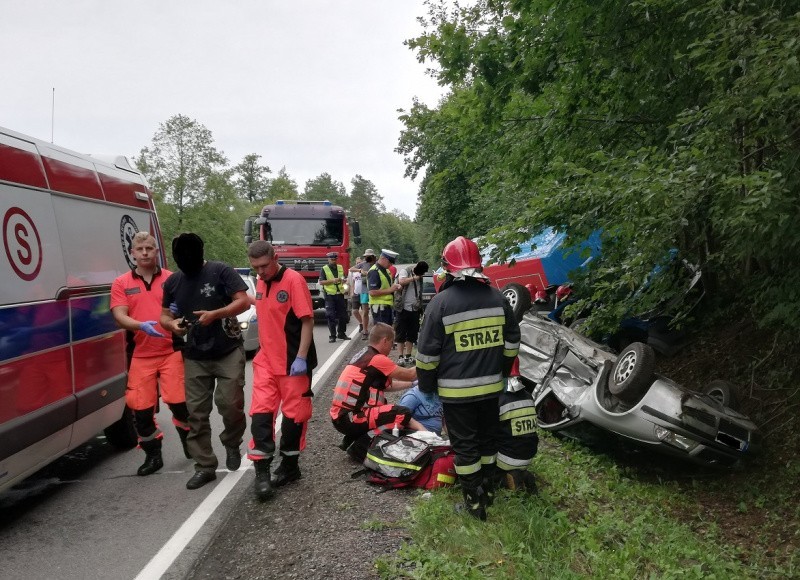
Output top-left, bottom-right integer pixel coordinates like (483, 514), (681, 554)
(51, 87), (55, 143)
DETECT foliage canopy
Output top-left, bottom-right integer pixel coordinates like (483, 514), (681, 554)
(399, 0), (800, 332)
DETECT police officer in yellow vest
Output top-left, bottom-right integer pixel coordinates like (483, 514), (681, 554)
(320, 252), (351, 343)
(367, 249), (401, 326)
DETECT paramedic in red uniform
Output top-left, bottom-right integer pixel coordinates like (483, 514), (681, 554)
(415, 236), (520, 521)
(246, 240), (318, 501)
(330, 322), (426, 451)
(111, 232), (190, 476)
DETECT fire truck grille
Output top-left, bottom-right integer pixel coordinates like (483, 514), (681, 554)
(278, 257), (328, 272)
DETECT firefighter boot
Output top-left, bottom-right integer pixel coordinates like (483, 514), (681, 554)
(271, 454), (302, 487)
(176, 426), (191, 459)
(253, 459), (275, 501)
(481, 465), (499, 507)
(505, 469), (538, 495)
(137, 439), (164, 476)
(456, 486), (487, 521)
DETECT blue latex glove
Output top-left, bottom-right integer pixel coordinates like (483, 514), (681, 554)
(289, 356), (307, 376)
(169, 302), (180, 316)
(139, 320), (165, 338)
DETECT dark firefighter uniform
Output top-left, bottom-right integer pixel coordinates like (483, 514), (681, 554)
(329, 346), (413, 439)
(497, 385), (539, 492)
(416, 277), (520, 515)
(248, 266), (318, 469)
(320, 256), (349, 341)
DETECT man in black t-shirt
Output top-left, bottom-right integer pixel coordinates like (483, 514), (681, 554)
(160, 233), (250, 490)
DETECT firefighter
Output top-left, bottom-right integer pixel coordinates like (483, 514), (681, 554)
(110, 231), (190, 476)
(497, 374), (539, 494)
(319, 251), (350, 343)
(416, 236), (520, 520)
(246, 240), (318, 501)
(367, 249), (401, 326)
(330, 323), (426, 449)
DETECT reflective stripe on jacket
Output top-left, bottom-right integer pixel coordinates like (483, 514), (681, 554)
(497, 388), (538, 469)
(329, 346), (390, 420)
(367, 264), (393, 306)
(321, 264), (345, 295)
(416, 278), (520, 403)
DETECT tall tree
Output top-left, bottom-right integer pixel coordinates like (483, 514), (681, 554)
(349, 174), (385, 221)
(302, 173), (348, 207)
(136, 114), (228, 224)
(233, 153), (271, 203)
(265, 167), (299, 201)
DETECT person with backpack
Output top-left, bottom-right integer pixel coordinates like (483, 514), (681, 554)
(416, 236), (520, 521)
(394, 261), (429, 367)
(330, 323), (427, 452)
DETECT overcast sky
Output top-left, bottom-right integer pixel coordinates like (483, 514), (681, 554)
(0, 1), (444, 217)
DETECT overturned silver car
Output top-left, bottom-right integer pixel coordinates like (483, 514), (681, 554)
(516, 312), (760, 467)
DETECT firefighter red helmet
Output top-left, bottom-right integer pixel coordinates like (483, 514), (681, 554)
(555, 284), (573, 300)
(441, 236), (482, 273)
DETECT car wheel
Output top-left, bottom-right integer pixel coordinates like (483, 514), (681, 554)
(703, 379), (738, 409)
(608, 342), (655, 402)
(104, 405), (138, 450)
(502, 283), (532, 322)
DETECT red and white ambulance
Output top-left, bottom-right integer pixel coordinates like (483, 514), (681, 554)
(0, 126), (166, 492)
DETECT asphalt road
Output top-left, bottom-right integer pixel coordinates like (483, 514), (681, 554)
(0, 313), (358, 580)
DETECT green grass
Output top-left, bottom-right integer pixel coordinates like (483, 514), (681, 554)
(377, 436), (796, 579)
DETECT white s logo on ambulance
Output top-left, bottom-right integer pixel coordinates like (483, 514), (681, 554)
(3, 207), (42, 281)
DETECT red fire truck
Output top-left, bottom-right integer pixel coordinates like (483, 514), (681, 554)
(0, 126), (166, 492)
(244, 200), (360, 309)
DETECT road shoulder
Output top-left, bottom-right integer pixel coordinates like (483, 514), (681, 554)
(186, 339), (418, 580)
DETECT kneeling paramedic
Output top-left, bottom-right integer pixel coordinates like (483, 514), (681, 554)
(416, 236), (520, 521)
(247, 241), (318, 501)
(330, 323), (427, 450)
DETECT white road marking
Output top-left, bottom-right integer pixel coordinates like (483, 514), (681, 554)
(134, 328), (358, 580)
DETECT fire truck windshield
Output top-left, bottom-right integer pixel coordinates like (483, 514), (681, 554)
(266, 218), (344, 246)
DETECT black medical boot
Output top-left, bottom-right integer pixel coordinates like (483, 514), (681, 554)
(271, 454), (302, 487)
(338, 434), (355, 451)
(254, 459), (274, 501)
(175, 426), (191, 459)
(137, 440), (164, 476)
(457, 486), (487, 521)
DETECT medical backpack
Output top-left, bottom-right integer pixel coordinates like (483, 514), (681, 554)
(362, 433), (456, 490)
